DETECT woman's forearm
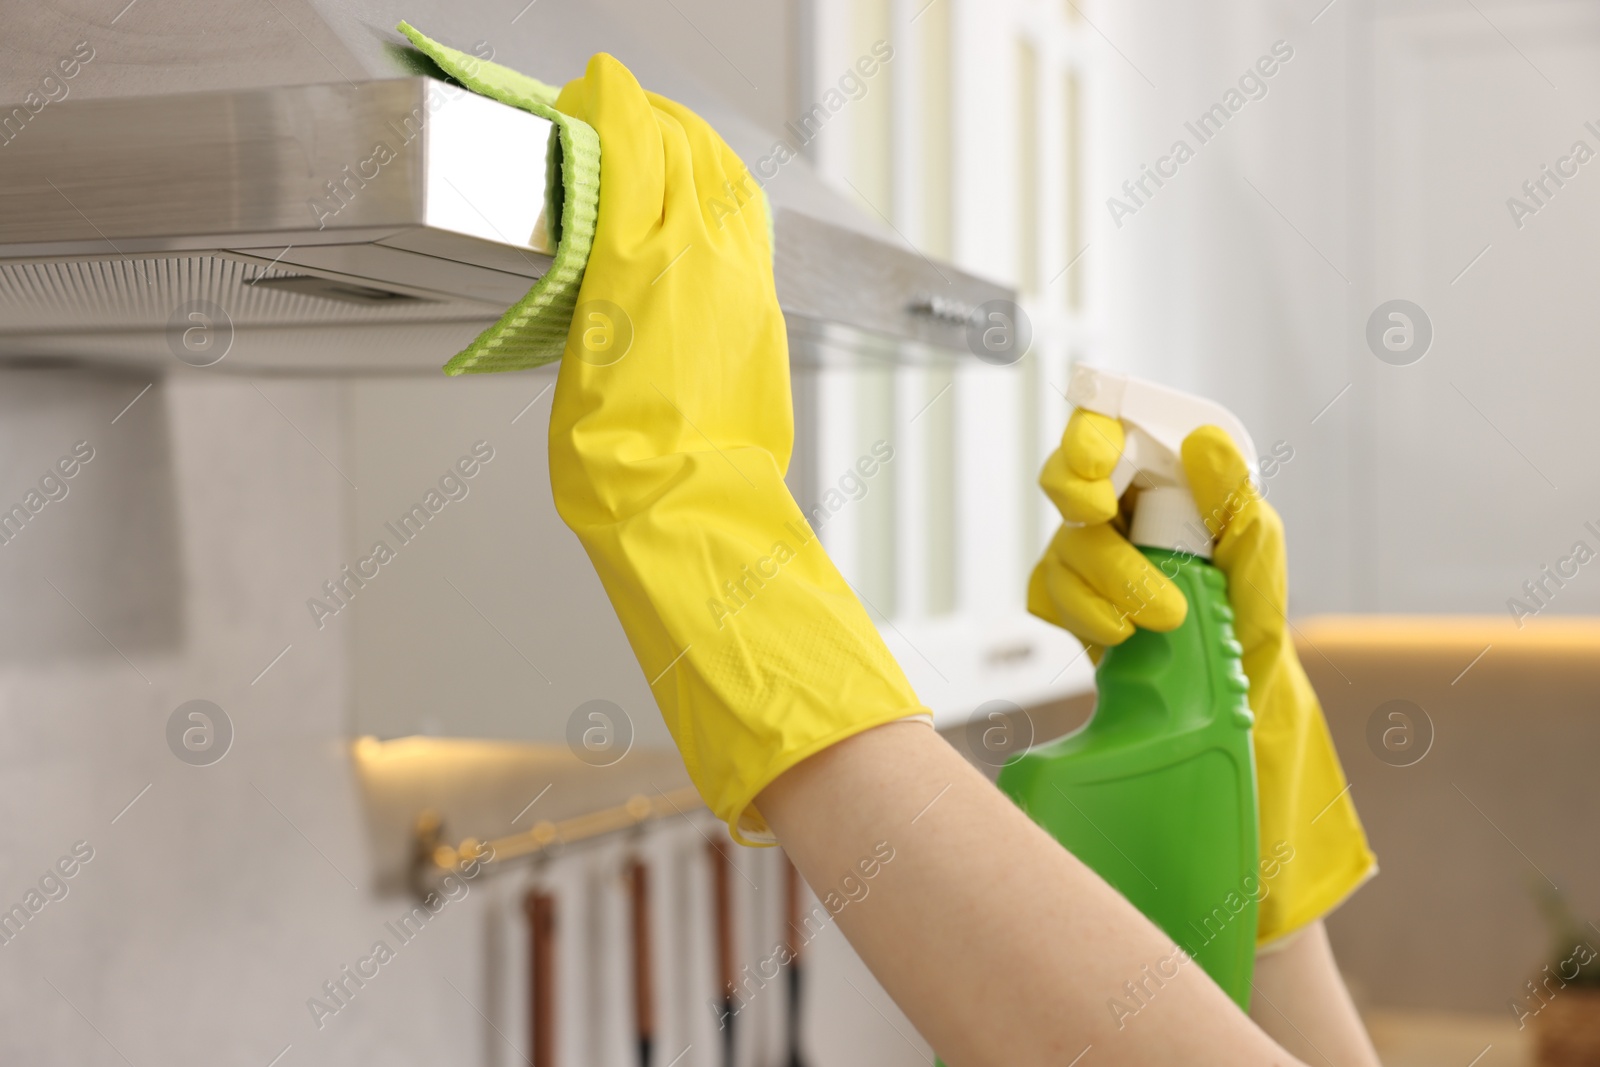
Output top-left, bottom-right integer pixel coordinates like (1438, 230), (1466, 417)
(1251, 922), (1382, 1066)
(758, 720), (1309, 1067)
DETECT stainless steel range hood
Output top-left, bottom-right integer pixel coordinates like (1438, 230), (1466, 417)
(0, 0), (1007, 373)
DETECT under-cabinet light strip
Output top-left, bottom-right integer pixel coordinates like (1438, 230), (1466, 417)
(431, 786), (706, 872)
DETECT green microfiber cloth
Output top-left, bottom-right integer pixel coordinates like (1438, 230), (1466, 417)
(397, 22), (600, 375)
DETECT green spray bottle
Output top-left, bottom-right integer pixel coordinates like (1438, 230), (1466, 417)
(999, 366), (1262, 1008)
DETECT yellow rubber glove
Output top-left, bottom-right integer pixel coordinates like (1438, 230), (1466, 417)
(546, 55), (926, 845)
(1027, 409), (1188, 652)
(1030, 413), (1376, 946)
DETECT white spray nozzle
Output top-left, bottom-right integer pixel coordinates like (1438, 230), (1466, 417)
(1067, 365), (1258, 559)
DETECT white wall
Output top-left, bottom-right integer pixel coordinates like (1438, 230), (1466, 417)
(0, 369), (924, 1067)
(0, 373), (501, 1065)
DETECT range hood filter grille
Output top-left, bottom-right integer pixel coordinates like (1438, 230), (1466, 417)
(0, 255), (495, 334)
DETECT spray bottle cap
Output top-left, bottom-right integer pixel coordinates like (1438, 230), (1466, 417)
(1066, 365), (1258, 560)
